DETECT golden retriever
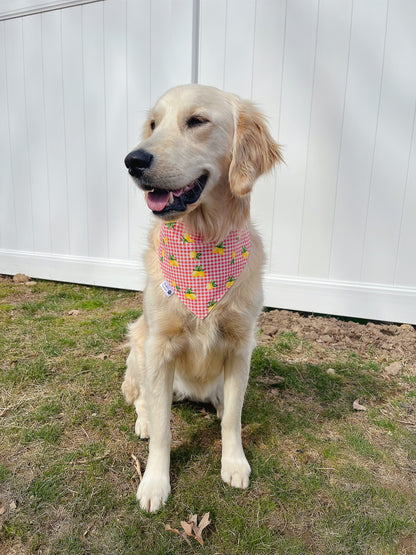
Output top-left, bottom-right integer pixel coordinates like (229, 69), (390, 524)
(122, 84), (282, 512)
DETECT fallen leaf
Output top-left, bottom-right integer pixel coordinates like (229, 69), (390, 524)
(180, 520), (194, 536)
(193, 512), (211, 544)
(353, 399), (367, 411)
(189, 513), (198, 527)
(165, 524), (192, 547)
(180, 531), (192, 547)
(9, 500), (17, 510)
(68, 309), (80, 316)
(165, 512), (211, 546)
(165, 524), (181, 537)
(199, 408), (211, 420)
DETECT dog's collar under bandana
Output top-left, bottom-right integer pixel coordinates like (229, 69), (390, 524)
(158, 221), (250, 319)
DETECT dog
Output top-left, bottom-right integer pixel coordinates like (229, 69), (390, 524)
(122, 84), (282, 512)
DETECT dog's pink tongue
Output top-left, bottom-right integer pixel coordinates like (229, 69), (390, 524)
(147, 190), (170, 211)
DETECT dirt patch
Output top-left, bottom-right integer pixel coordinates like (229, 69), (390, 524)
(259, 309), (416, 373)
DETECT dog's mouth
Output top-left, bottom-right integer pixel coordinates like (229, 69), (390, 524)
(146, 174), (208, 215)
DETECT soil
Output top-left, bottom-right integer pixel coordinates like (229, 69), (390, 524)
(258, 309), (416, 374)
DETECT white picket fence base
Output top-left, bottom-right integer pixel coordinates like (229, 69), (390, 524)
(2, 249), (414, 324)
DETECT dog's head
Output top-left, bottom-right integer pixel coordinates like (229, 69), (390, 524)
(125, 84), (282, 220)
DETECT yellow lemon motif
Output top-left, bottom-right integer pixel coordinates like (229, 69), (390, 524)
(190, 251), (201, 260)
(192, 265), (205, 277)
(226, 276), (235, 289)
(185, 288), (197, 300)
(169, 254), (179, 266)
(172, 280), (180, 291)
(212, 242), (224, 255)
(206, 280), (217, 290)
(242, 246), (249, 259)
(208, 300), (217, 312)
(181, 233), (194, 244)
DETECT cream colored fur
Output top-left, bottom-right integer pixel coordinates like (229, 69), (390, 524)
(122, 84), (282, 512)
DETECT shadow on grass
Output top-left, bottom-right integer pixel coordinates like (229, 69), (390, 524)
(167, 344), (392, 475)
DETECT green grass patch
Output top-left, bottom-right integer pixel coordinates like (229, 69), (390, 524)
(0, 279), (415, 554)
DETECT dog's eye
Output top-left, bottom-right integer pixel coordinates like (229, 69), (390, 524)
(186, 116), (208, 128)
(150, 121), (155, 131)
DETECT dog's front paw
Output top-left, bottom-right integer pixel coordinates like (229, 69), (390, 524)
(137, 473), (170, 512)
(135, 416), (150, 439)
(221, 455), (251, 489)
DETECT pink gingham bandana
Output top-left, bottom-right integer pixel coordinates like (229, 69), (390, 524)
(159, 221), (251, 319)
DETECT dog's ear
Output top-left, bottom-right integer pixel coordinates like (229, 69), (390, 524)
(229, 100), (283, 196)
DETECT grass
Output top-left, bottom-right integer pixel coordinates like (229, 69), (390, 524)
(1, 278), (416, 554)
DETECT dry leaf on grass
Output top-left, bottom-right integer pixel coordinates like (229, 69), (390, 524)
(192, 511), (211, 544)
(165, 524), (192, 547)
(165, 512), (211, 546)
(353, 399), (367, 411)
(68, 309), (80, 316)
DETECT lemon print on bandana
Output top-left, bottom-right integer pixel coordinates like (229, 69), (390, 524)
(208, 300), (217, 312)
(185, 288), (197, 300)
(212, 242), (224, 255)
(242, 246), (249, 259)
(181, 233), (194, 244)
(226, 276), (235, 289)
(172, 280), (180, 292)
(192, 266), (205, 277)
(206, 280), (217, 290)
(169, 254), (179, 266)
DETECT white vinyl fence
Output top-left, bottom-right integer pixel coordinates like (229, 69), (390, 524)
(1, 0), (415, 324)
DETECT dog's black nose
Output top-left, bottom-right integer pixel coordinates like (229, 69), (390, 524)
(124, 149), (154, 177)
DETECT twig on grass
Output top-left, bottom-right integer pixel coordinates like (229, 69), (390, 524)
(131, 453), (143, 482)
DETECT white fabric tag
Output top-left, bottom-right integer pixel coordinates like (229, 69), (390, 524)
(160, 280), (174, 297)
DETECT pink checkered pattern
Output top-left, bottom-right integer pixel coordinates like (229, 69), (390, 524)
(159, 221), (251, 319)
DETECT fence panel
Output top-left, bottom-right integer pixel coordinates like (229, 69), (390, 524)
(0, 0), (415, 323)
(198, 0), (416, 323)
